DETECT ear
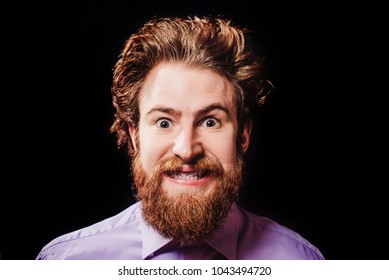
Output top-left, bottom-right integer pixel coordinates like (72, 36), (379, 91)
(241, 120), (252, 153)
(128, 123), (138, 152)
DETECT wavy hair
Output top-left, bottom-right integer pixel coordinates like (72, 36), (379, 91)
(110, 15), (273, 152)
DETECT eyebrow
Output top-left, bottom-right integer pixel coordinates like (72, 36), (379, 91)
(195, 103), (230, 118)
(145, 102), (231, 118)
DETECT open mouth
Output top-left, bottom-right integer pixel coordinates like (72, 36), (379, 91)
(160, 161), (217, 188)
(166, 170), (209, 180)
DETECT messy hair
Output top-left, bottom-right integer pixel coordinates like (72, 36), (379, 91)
(110, 15), (273, 152)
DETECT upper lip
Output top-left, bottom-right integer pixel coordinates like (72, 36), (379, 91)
(178, 165), (197, 172)
(166, 165), (208, 178)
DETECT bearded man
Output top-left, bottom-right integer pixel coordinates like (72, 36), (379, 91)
(36, 16), (324, 260)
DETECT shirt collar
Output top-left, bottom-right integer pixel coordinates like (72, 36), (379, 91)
(140, 214), (172, 259)
(139, 202), (242, 260)
(205, 203), (241, 260)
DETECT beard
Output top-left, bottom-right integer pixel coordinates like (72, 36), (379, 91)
(131, 152), (244, 245)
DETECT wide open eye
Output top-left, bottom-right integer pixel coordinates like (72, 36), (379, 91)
(156, 119), (171, 128)
(200, 117), (220, 128)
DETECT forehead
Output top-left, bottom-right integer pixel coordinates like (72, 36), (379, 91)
(138, 63), (237, 113)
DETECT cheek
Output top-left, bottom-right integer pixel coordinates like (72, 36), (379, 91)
(138, 129), (170, 173)
(205, 134), (237, 168)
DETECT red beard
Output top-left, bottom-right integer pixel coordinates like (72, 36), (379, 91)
(132, 154), (243, 245)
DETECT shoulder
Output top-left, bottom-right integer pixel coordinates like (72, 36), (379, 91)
(235, 205), (325, 260)
(36, 202), (143, 259)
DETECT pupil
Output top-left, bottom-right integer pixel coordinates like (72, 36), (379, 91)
(160, 120), (169, 128)
(206, 119), (215, 127)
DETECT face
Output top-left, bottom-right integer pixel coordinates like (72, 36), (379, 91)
(128, 62), (251, 244)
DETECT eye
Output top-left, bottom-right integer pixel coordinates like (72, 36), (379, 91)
(156, 119), (171, 129)
(200, 117), (220, 128)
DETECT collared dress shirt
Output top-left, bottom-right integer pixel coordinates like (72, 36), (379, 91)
(36, 202), (325, 260)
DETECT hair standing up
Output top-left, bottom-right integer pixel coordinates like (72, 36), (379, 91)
(110, 16), (273, 153)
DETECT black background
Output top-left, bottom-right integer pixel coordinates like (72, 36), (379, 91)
(1, 1), (386, 260)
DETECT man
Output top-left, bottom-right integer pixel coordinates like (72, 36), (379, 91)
(36, 15), (324, 260)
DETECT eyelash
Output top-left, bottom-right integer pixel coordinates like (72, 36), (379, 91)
(199, 117), (220, 128)
(155, 117), (220, 129)
(156, 118), (172, 129)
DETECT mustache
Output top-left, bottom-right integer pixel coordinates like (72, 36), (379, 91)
(153, 156), (224, 177)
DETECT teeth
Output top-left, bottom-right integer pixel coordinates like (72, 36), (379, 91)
(170, 171), (204, 180)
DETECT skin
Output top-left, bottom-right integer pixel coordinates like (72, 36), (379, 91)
(128, 62), (252, 197)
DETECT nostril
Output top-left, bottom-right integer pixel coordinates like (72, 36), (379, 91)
(172, 130), (204, 161)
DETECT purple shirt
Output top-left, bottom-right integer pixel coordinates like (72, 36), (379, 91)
(36, 202), (324, 260)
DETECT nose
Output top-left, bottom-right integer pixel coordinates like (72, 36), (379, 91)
(172, 127), (203, 162)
